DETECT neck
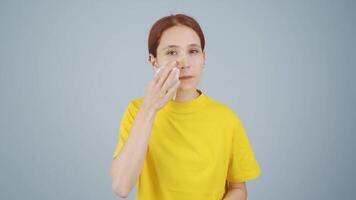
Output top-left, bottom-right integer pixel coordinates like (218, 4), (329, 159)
(174, 88), (200, 102)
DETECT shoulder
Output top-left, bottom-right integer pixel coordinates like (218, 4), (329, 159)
(128, 97), (144, 110)
(120, 97), (144, 119)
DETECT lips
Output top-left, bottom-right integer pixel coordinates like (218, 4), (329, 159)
(179, 76), (194, 80)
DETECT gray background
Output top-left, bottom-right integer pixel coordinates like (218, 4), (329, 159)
(1, 0), (355, 199)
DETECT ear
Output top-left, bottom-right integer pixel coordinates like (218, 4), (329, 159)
(148, 54), (159, 70)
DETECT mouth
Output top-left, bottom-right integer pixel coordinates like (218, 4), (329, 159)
(179, 76), (194, 80)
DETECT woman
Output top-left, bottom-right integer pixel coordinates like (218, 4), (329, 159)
(111, 13), (261, 200)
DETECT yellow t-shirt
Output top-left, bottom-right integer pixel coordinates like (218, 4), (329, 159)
(112, 89), (261, 200)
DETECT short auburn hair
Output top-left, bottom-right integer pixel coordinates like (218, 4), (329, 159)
(148, 13), (205, 59)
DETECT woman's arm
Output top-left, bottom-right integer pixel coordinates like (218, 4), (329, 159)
(222, 181), (247, 200)
(111, 61), (180, 198)
(111, 106), (156, 198)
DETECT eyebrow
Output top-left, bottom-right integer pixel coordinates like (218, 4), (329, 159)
(160, 43), (201, 51)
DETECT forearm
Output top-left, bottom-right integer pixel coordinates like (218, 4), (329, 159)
(111, 107), (156, 197)
(222, 188), (247, 200)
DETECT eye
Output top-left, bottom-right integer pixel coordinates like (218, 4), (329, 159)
(190, 49), (200, 54)
(166, 50), (178, 56)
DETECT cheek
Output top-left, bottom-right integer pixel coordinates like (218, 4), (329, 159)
(191, 56), (204, 66)
(192, 66), (203, 80)
(157, 56), (174, 67)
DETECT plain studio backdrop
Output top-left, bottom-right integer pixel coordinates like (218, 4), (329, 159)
(1, 0), (355, 199)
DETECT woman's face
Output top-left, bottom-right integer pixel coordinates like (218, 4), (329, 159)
(150, 25), (205, 92)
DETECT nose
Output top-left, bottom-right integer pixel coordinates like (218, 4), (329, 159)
(176, 54), (190, 70)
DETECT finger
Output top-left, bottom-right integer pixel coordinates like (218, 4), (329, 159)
(164, 79), (180, 100)
(153, 69), (161, 83)
(153, 62), (169, 83)
(154, 68), (161, 78)
(154, 64), (165, 77)
(156, 60), (178, 88)
(154, 60), (170, 79)
(152, 62), (172, 93)
(161, 67), (179, 92)
(156, 60), (176, 85)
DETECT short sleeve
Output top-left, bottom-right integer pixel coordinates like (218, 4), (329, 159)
(112, 101), (139, 160)
(227, 114), (261, 182)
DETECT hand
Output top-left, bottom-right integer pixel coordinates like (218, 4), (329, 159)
(141, 60), (180, 114)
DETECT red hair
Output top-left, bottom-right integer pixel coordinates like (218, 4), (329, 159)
(148, 13), (205, 59)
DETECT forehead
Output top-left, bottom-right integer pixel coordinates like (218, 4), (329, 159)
(158, 25), (201, 48)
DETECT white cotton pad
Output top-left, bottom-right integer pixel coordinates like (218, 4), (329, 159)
(154, 66), (179, 101)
